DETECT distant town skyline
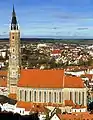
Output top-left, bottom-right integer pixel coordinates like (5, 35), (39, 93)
(0, 0), (93, 38)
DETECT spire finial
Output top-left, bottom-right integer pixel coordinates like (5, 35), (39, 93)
(11, 5), (18, 30)
(12, 4), (16, 17)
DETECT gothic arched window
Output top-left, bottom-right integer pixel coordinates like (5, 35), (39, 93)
(75, 92), (77, 103)
(30, 91), (31, 102)
(82, 92), (84, 105)
(39, 91), (41, 102)
(79, 92), (81, 104)
(70, 92), (72, 100)
(34, 91), (36, 102)
(54, 92), (56, 103)
(44, 92), (46, 102)
(49, 92), (51, 102)
(59, 92), (61, 103)
(25, 91), (26, 101)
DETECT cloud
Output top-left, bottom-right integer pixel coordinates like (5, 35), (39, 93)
(52, 11), (93, 21)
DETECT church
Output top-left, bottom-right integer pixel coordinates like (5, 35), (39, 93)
(0, 6), (87, 106)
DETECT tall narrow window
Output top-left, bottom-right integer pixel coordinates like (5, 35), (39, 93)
(49, 92), (51, 102)
(39, 91), (41, 102)
(20, 90), (22, 100)
(30, 91), (31, 102)
(75, 92), (77, 104)
(44, 92), (46, 102)
(54, 92), (56, 103)
(25, 91), (26, 101)
(70, 92), (72, 100)
(59, 92), (61, 103)
(82, 92), (84, 105)
(79, 92), (81, 104)
(34, 91), (36, 102)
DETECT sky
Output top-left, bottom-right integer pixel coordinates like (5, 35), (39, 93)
(1, 0), (93, 38)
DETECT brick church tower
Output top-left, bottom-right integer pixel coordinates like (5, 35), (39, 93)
(7, 6), (21, 95)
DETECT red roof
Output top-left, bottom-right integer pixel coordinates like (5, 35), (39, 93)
(8, 93), (17, 100)
(0, 69), (84, 88)
(64, 100), (75, 106)
(0, 78), (7, 87)
(30, 105), (48, 113)
(16, 101), (49, 113)
(18, 69), (64, 88)
(64, 76), (84, 88)
(58, 112), (93, 120)
(0, 70), (7, 87)
(51, 49), (61, 54)
(18, 69), (84, 88)
(0, 70), (7, 76)
(16, 101), (33, 111)
(72, 104), (86, 109)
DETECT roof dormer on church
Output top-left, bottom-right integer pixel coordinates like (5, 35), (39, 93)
(11, 5), (18, 30)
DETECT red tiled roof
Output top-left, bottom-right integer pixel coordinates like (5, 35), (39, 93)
(18, 69), (64, 88)
(72, 104), (86, 109)
(0, 69), (84, 88)
(64, 100), (75, 106)
(16, 101), (49, 113)
(0, 70), (7, 76)
(30, 105), (48, 113)
(18, 69), (84, 88)
(0, 78), (7, 87)
(8, 93), (17, 100)
(58, 113), (93, 120)
(64, 76), (84, 88)
(0, 70), (7, 87)
(16, 101), (33, 111)
(51, 49), (61, 54)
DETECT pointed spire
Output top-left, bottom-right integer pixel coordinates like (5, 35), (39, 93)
(11, 5), (18, 30)
(12, 4), (16, 17)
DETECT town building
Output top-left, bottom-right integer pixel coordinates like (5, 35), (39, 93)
(0, 6), (87, 108)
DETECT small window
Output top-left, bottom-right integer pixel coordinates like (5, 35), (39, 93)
(13, 49), (14, 52)
(12, 55), (16, 59)
(12, 71), (15, 75)
(12, 36), (14, 39)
